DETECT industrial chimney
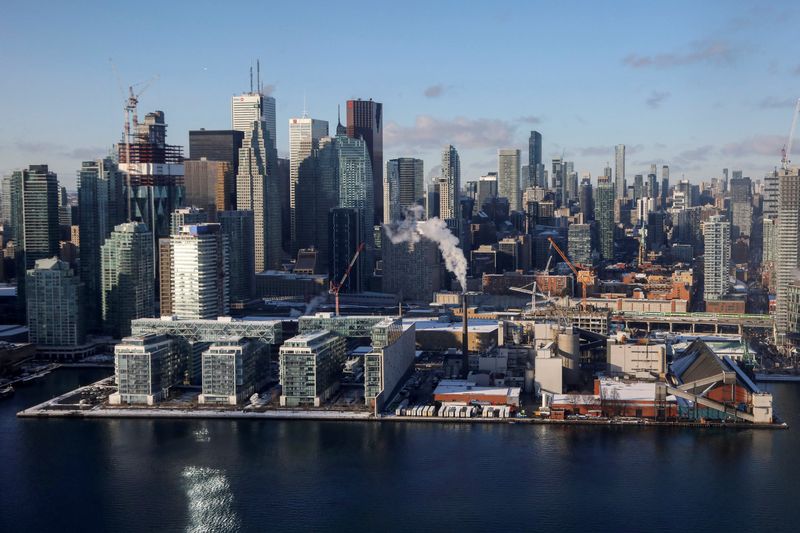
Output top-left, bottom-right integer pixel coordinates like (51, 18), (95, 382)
(462, 292), (469, 378)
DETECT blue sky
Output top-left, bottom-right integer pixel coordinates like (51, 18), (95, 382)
(1, 0), (799, 188)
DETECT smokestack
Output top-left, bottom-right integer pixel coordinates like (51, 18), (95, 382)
(462, 293), (469, 378)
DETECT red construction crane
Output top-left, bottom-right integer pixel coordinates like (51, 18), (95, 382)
(330, 242), (365, 316)
(547, 237), (595, 308)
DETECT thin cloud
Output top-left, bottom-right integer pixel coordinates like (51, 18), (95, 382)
(758, 96), (796, 109)
(794, 64), (800, 76)
(517, 115), (542, 124)
(578, 145), (612, 157)
(15, 141), (63, 153)
(424, 84), (446, 98)
(676, 145), (715, 164)
(646, 90), (671, 109)
(385, 115), (517, 150)
(720, 135), (785, 158)
(14, 141), (106, 161)
(623, 41), (734, 69)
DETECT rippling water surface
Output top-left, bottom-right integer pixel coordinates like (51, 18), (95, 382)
(2, 368), (799, 532)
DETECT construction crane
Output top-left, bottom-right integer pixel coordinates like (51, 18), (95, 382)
(110, 60), (158, 220)
(510, 281), (555, 311)
(781, 97), (800, 171)
(547, 236), (595, 308)
(330, 242), (365, 316)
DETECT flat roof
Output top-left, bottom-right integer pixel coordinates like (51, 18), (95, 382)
(286, 329), (331, 342)
(434, 379), (520, 397)
(404, 318), (498, 334)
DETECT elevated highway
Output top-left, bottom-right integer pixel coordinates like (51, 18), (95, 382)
(613, 311), (773, 334)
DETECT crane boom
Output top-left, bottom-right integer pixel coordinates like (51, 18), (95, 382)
(330, 242), (365, 315)
(547, 237), (579, 276)
(783, 98), (800, 170)
(547, 236), (595, 308)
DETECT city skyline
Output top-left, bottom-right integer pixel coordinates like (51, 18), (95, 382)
(2, 1), (800, 187)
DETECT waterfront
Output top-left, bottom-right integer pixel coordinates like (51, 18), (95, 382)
(2, 368), (800, 532)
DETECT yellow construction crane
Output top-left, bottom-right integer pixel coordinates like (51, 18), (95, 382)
(547, 236), (595, 308)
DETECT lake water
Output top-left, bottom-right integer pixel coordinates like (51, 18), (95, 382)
(2, 367), (799, 532)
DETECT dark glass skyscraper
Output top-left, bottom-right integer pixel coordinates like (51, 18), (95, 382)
(346, 99), (383, 225)
(78, 158), (125, 332)
(528, 131), (542, 188)
(329, 207), (362, 293)
(595, 183), (615, 260)
(189, 129), (244, 173)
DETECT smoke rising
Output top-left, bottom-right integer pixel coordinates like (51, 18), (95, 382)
(384, 206), (468, 293)
(304, 294), (328, 315)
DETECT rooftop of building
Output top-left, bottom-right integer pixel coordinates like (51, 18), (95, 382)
(257, 270), (327, 280)
(403, 317), (498, 334)
(152, 315), (283, 326)
(433, 379), (521, 397)
(284, 329), (333, 344)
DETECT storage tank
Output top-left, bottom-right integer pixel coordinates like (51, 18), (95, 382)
(557, 330), (581, 385)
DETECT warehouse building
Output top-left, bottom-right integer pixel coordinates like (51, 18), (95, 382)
(433, 379), (521, 407)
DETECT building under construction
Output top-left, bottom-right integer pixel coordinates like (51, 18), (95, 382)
(116, 110), (185, 275)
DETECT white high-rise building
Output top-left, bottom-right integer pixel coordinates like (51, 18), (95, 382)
(439, 145), (460, 225)
(615, 144), (626, 199)
(171, 223), (229, 320)
(237, 114), (280, 271)
(498, 149), (521, 211)
(289, 117), (329, 242)
(775, 167), (800, 345)
(232, 91), (276, 149)
(703, 215), (731, 302)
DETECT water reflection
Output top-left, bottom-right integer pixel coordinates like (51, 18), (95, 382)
(181, 466), (240, 533)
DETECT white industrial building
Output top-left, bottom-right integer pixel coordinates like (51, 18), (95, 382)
(606, 340), (666, 379)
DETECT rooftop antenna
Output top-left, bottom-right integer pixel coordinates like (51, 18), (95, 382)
(257, 59), (261, 94)
(249, 64), (253, 93)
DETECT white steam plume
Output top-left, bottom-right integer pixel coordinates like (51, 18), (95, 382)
(304, 294), (328, 315)
(384, 206), (467, 293)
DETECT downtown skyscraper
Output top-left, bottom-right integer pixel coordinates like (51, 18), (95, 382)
(595, 183), (615, 261)
(498, 149), (521, 211)
(289, 116), (329, 246)
(170, 223), (229, 320)
(101, 222), (155, 338)
(775, 167), (800, 345)
(528, 131), (543, 188)
(384, 158), (423, 223)
(346, 99), (383, 225)
(615, 144), (626, 199)
(439, 145), (460, 229)
(703, 215), (731, 303)
(78, 158), (125, 332)
(236, 108), (280, 271)
(10, 165), (60, 272)
(232, 91), (276, 150)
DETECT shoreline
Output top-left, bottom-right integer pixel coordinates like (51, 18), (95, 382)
(16, 408), (787, 429)
(15, 376), (789, 431)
